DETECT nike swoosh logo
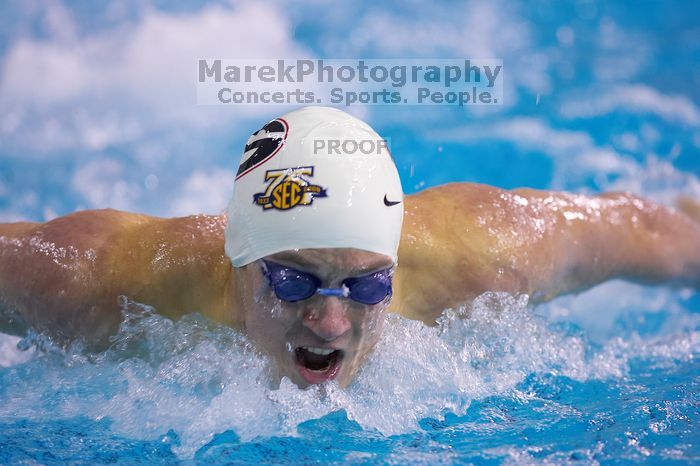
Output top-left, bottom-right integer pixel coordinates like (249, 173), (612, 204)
(384, 194), (402, 206)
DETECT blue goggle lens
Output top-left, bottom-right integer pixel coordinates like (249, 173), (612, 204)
(273, 275), (319, 302)
(262, 261), (392, 305)
(345, 272), (393, 305)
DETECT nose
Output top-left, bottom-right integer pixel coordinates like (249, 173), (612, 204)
(303, 296), (351, 342)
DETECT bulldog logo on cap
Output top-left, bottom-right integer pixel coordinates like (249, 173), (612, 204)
(236, 118), (289, 180)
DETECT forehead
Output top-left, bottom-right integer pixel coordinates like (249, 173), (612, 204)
(265, 248), (393, 274)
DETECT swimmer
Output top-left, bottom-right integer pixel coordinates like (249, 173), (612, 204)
(1, 106), (699, 388)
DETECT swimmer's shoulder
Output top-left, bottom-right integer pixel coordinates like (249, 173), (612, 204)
(40, 208), (155, 247)
(15, 209), (230, 305)
(402, 182), (507, 247)
(0, 209), (152, 268)
(404, 182), (501, 208)
(31, 208), (227, 264)
(98, 211), (231, 322)
(0, 210), (232, 345)
(0, 209), (156, 344)
(396, 183), (518, 323)
(0, 220), (40, 237)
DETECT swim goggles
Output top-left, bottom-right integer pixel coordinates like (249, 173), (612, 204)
(261, 260), (393, 305)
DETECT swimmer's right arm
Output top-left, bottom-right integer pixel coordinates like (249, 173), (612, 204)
(0, 210), (232, 348)
(0, 210), (130, 346)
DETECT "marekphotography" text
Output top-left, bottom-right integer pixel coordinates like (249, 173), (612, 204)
(196, 59), (503, 106)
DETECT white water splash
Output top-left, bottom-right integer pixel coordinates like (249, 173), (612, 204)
(0, 291), (696, 458)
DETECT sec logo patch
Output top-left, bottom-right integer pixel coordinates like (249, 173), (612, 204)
(253, 166), (327, 211)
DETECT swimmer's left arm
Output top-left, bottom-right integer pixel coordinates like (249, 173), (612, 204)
(511, 188), (700, 301)
(393, 183), (700, 323)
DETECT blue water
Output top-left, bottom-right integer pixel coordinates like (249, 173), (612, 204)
(1, 0), (699, 464)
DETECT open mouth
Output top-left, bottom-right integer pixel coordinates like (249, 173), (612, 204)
(294, 346), (344, 384)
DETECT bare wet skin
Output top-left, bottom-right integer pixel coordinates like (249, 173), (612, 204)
(0, 184), (699, 384)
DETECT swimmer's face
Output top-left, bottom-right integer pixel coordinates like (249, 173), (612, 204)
(237, 248), (393, 388)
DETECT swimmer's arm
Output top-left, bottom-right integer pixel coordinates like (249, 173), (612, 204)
(511, 188), (700, 302)
(0, 211), (127, 345)
(394, 183), (700, 323)
(0, 221), (40, 336)
(0, 210), (234, 348)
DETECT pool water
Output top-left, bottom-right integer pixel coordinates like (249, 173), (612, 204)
(1, 0), (699, 464)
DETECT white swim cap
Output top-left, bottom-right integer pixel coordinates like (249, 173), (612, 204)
(225, 106), (404, 267)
